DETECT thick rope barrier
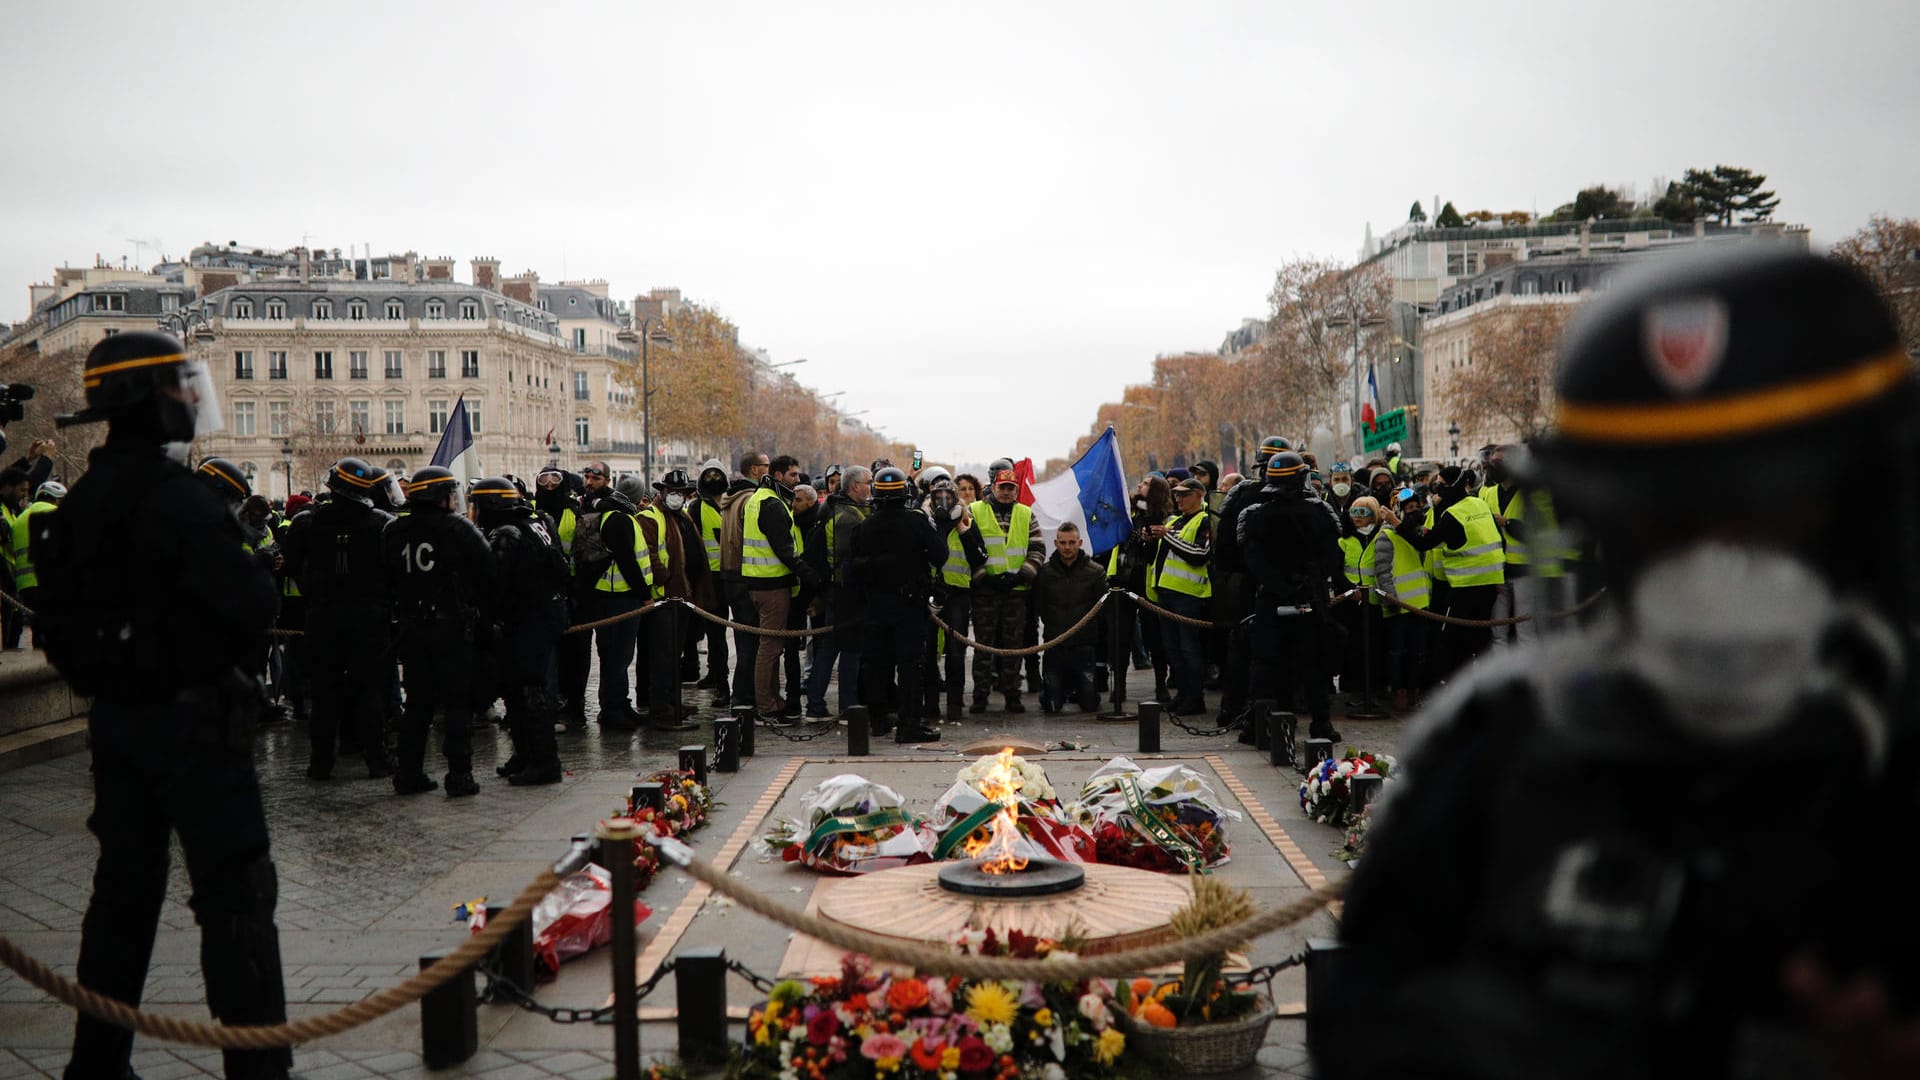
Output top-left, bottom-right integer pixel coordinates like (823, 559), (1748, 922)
(677, 598), (837, 639)
(1125, 589), (1358, 630)
(925, 591), (1110, 657)
(1370, 586), (1607, 628)
(653, 837), (1344, 981)
(0, 865), (562, 1050)
(0, 586), (34, 618)
(562, 600), (667, 635)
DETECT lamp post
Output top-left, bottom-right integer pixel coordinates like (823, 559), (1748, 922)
(1448, 422), (1460, 463)
(1326, 313), (1387, 458)
(281, 438), (294, 502)
(616, 319), (675, 485)
(157, 301), (217, 459)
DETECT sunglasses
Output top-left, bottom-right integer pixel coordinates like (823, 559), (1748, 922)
(537, 476), (562, 488)
(582, 468), (606, 477)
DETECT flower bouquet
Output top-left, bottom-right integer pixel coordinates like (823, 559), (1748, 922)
(761, 774), (931, 875)
(1336, 802), (1376, 865)
(527, 862), (653, 976)
(923, 752), (1095, 864)
(1072, 758), (1239, 872)
(1114, 875), (1270, 1074)
(620, 769), (715, 891)
(1298, 749), (1395, 828)
(737, 948), (1153, 1079)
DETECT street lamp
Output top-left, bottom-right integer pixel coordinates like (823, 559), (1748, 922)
(765, 357), (808, 370)
(281, 438), (294, 502)
(616, 319), (675, 485)
(1448, 421), (1460, 462)
(1326, 313), (1388, 458)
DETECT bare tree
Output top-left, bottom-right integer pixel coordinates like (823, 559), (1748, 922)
(0, 344), (103, 480)
(1831, 215), (1920, 362)
(1264, 257), (1391, 452)
(1441, 300), (1576, 444)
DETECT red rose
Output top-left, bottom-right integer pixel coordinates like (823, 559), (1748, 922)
(807, 1010), (838, 1046)
(957, 1035), (992, 1073)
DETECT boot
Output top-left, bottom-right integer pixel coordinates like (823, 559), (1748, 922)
(495, 754), (522, 778)
(444, 770), (480, 798)
(364, 752), (393, 780)
(1002, 693), (1026, 714)
(508, 762), (564, 786)
(1392, 688), (1410, 711)
(393, 772), (438, 796)
(969, 693), (989, 715)
(895, 723), (941, 744)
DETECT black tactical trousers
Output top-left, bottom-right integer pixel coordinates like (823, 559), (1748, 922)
(866, 596), (928, 727)
(395, 615), (476, 780)
(69, 702), (290, 1080)
(500, 598), (565, 769)
(556, 595), (593, 721)
(1249, 600), (1332, 736)
(305, 607), (392, 777)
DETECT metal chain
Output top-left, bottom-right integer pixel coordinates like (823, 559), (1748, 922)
(1370, 586), (1607, 627)
(755, 717), (845, 742)
(476, 959), (677, 1025)
(727, 958), (778, 994)
(1163, 710), (1246, 738)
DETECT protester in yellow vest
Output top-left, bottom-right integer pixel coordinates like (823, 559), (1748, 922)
(1152, 479), (1215, 717)
(1394, 465), (1504, 681)
(967, 468), (1044, 713)
(1373, 487), (1433, 710)
(9, 480), (63, 648)
(742, 455), (818, 719)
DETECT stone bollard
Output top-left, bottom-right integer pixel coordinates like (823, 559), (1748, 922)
(845, 705), (870, 757)
(732, 704), (757, 757)
(630, 782), (665, 815)
(1349, 773), (1384, 819)
(675, 945), (731, 1065)
(712, 716), (741, 773)
(1269, 710), (1297, 770)
(482, 903), (536, 994)
(1137, 700), (1162, 754)
(1303, 738), (1334, 772)
(418, 947), (476, 1069)
(678, 744), (708, 786)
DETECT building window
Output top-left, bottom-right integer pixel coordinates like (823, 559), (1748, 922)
(459, 300), (479, 320)
(232, 299), (253, 319)
(427, 350), (447, 378)
(425, 300), (445, 319)
(312, 300), (331, 321)
(160, 294), (180, 312)
(315, 400), (336, 434)
(231, 401), (256, 436)
(428, 399), (449, 434)
(349, 350), (368, 379)
(384, 350), (403, 378)
(468, 404), (482, 433)
(240, 462), (258, 486)
(313, 351), (333, 379)
(268, 351), (288, 380)
(269, 401), (290, 436)
(460, 350), (480, 378)
(233, 350), (254, 380)
(573, 328), (587, 352)
(573, 371), (589, 401)
(384, 400), (405, 434)
(537, 298), (549, 312)
(349, 400), (370, 435)
(385, 299), (403, 320)
(575, 416), (590, 447)
(91, 294), (126, 312)
(265, 298), (286, 319)
(1554, 277), (1575, 294)
(347, 300), (367, 320)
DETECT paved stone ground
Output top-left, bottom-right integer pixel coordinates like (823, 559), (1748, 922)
(0, 637), (1414, 1078)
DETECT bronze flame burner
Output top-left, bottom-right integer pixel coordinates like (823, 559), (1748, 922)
(936, 857), (1087, 897)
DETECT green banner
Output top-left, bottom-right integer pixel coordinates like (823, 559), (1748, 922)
(1363, 407), (1408, 454)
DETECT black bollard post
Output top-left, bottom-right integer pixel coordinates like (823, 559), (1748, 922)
(630, 782), (665, 816)
(597, 819), (643, 1080)
(732, 703), (756, 757)
(482, 903), (536, 994)
(1349, 773), (1384, 820)
(712, 716), (740, 773)
(418, 947), (477, 1069)
(1271, 710), (1297, 770)
(1100, 590), (1130, 720)
(1304, 938), (1349, 1062)
(1137, 700), (1162, 754)
(1304, 737), (1334, 772)
(1253, 698), (1270, 752)
(1347, 597), (1388, 720)
(674, 945), (731, 1065)
(678, 745), (708, 786)
(845, 705), (870, 757)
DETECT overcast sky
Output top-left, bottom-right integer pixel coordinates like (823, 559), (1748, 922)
(3, 0), (1915, 468)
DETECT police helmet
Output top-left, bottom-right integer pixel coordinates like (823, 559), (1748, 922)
(405, 466), (460, 507)
(195, 458), (250, 504)
(988, 457), (1015, 478)
(34, 479), (67, 503)
(1256, 436), (1293, 466)
(1263, 450), (1308, 491)
(59, 330), (218, 442)
(327, 457), (389, 504)
(916, 465), (952, 491)
(872, 466), (912, 505)
(469, 476), (523, 516)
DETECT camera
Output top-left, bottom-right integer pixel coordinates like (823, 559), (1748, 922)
(0, 382), (31, 425)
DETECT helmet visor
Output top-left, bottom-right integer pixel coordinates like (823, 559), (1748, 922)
(175, 358), (224, 437)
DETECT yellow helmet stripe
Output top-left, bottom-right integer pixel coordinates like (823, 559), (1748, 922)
(470, 486), (520, 498)
(404, 475), (457, 494)
(197, 463), (248, 497)
(83, 352), (187, 381)
(332, 469), (381, 489)
(1556, 347), (1910, 443)
(1266, 463), (1305, 476)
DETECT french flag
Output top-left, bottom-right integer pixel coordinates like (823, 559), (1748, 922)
(1024, 427), (1132, 557)
(430, 394), (480, 482)
(1361, 364), (1382, 432)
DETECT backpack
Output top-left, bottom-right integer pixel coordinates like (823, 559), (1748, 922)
(570, 509), (611, 579)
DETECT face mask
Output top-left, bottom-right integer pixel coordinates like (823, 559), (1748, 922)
(1332, 482), (1351, 499)
(1133, 499), (1147, 513)
(665, 493), (686, 511)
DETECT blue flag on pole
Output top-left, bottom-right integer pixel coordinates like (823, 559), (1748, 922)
(1028, 426), (1132, 556)
(430, 394), (479, 481)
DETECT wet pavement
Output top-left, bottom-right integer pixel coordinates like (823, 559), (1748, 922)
(0, 640), (1413, 1078)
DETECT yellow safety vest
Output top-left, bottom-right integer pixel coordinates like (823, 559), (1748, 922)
(640, 505), (671, 598)
(1527, 489), (1577, 579)
(0, 503), (15, 574)
(10, 502), (55, 589)
(1480, 483), (1528, 567)
(969, 500), (1034, 592)
(1372, 528), (1430, 616)
(594, 511), (652, 594)
(556, 507), (577, 569)
(823, 503), (871, 584)
(1440, 497), (1506, 588)
(941, 527), (971, 589)
(741, 488), (798, 581)
(1152, 511), (1212, 601)
(698, 500), (723, 573)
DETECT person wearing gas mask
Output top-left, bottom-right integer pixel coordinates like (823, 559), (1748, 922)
(925, 477), (986, 720)
(803, 464), (870, 718)
(1395, 461), (1505, 682)
(37, 332), (295, 1080)
(533, 467), (590, 730)
(1325, 245), (1920, 1079)
(283, 457), (401, 779)
(622, 474), (695, 732)
(1213, 435), (1291, 734)
(692, 460), (732, 705)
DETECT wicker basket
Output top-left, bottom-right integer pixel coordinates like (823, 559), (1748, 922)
(1117, 996), (1274, 1074)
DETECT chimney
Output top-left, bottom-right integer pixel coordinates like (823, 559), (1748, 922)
(424, 257), (454, 282)
(471, 257), (501, 292)
(298, 246), (311, 284)
(393, 251), (418, 282)
(1579, 221), (1591, 259)
(503, 270), (539, 304)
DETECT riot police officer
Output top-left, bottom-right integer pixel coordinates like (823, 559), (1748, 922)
(848, 466), (946, 743)
(1327, 246), (1920, 1078)
(37, 330), (292, 1079)
(284, 457), (399, 779)
(381, 467), (492, 796)
(1236, 451), (1341, 739)
(1214, 434), (1289, 734)
(473, 477), (568, 785)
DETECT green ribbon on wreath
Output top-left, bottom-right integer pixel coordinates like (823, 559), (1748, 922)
(1118, 775), (1203, 870)
(931, 802), (1005, 861)
(803, 808), (914, 853)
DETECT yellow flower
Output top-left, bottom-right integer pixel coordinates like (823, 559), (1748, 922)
(876, 1058), (903, 1076)
(1033, 1007), (1053, 1027)
(753, 1023), (772, 1046)
(940, 1046), (961, 1070)
(966, 982), (1018, 1027)
(1094, 1027), (1127, 1066)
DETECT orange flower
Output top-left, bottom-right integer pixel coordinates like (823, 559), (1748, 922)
(886, 978), (930, 1013)
(909, 1037), (943, 1071)
(1138, 1001), (1178, 1028)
